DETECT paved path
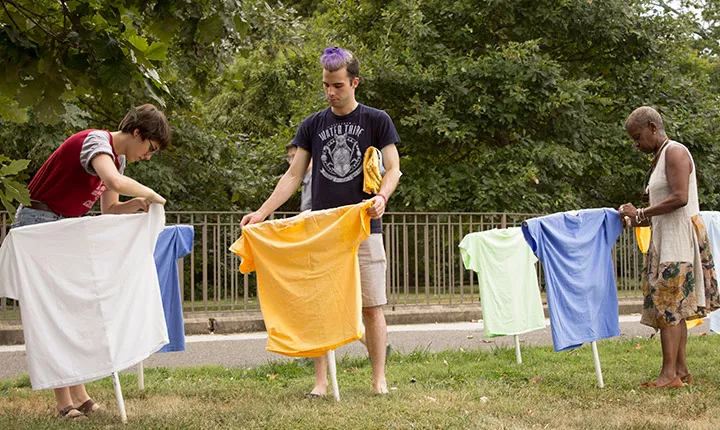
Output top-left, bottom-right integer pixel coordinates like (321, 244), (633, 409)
(0, 315), (712, 381)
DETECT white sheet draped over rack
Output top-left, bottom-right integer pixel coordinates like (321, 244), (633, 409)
(0, 205), (168, 390)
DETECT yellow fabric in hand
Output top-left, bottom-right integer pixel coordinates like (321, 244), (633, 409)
(686, 318), (703, 329)
(635, 226), (651, 254)
(229, 202), (372, 358)
(363, 147), (382, 194)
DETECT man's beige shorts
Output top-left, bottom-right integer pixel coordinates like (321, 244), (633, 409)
(358, 233), (387, 307)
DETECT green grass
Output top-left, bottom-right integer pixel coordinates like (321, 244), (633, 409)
(2, 336), (720, 429)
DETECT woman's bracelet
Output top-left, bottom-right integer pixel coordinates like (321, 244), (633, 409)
(376, 193), (388, 205)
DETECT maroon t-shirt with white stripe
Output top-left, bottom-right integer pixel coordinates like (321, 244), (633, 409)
(27, 130), (124, 217)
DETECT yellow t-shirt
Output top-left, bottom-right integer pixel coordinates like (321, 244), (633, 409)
(230, 202), (372, 357)
(635, 226), (651, 254)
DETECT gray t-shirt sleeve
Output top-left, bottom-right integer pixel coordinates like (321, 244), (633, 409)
(80, 131), (125, 175)
(300, 171), (312, 212)
(117, 154), (126, 175)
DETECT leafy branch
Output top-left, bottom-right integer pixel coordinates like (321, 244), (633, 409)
(0, 155), (31, 222)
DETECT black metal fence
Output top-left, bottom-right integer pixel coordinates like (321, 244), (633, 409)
(0, 211), (643, 324)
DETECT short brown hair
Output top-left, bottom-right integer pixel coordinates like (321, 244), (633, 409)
(119, 104), (172, 149)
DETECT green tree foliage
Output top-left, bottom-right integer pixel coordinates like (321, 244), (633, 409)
(651, 1), (720, 55)
(0, 155), (30, 220)
(0, 0), (248, 124)
(210, 0), (720, 212)
(0, 0), (289, 213)
(3, 0), (720, 214)
(325, 0), (720, 211)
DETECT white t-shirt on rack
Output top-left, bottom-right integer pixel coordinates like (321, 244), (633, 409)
(0, 205), (168, 389)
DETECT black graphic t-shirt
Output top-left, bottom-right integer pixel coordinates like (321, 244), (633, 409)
(293, 104), (400, 234)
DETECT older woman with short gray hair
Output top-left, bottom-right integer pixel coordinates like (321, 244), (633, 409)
(619, 106), (719, 388)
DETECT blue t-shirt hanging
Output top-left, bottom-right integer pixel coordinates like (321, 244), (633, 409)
(154, 225), (195, 353)
(522, 208), (622, 351)
(293, 104), (400, 234)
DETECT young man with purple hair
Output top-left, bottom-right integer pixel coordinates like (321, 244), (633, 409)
(241, 46), (401, 395)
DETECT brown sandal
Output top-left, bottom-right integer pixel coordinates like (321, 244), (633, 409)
(681, 374), (695, 385)
(640, 376), (685, 389)
(57, 405), (86, 420)
(75, 398), (101, 414)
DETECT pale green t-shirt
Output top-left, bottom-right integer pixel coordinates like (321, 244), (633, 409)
(459, 227), (545, 337)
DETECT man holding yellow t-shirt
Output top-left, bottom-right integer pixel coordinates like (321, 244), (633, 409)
(241, 46), (401, 396)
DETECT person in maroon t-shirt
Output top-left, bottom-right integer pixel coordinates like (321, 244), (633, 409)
(12, 104), (171, 420)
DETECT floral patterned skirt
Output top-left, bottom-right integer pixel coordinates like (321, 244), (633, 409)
(640, 215), (720, 329)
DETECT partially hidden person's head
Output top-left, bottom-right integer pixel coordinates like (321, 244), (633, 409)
(624, 106), (667, 154)
(119, 104), (172, 162)
(285, 142), (297, 165)
(320, 46), (360, 112)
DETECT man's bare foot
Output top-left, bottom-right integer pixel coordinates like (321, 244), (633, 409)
(372, 382), (388, 395)
(308, 383), (327, 397)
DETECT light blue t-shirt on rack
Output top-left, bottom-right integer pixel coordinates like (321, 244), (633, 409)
(700, 211), (720, 334)
(154, 225), (195, 353)
(522, 208), (623, 352)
